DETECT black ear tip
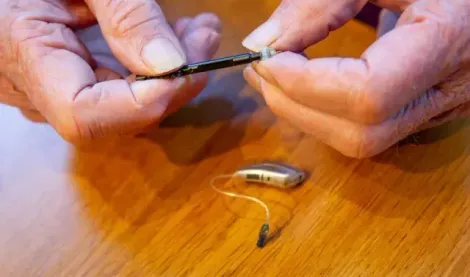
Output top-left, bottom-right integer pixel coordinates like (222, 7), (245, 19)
(303, 170), (311, 182)
(257, 239), (267, 248)
(256, 223), (270, 248)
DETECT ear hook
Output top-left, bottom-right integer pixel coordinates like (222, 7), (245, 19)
(210, 174), (271, 248)
(209, 162), (307, 248)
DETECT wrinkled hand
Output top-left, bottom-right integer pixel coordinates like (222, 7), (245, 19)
(242, 0), (470, 158)
(0, 0), (221, 142)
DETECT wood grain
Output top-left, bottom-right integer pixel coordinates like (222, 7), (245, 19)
(1, 1), (470, 276)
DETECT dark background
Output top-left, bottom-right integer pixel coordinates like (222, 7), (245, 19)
(356, 3), (381, 27)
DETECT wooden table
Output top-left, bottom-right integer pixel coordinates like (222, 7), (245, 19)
(1, 1), (470, 276)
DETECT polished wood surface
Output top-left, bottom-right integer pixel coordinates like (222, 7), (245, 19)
(2, 1), (470, 276)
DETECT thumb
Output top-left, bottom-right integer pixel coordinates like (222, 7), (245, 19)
(84, 0), (185, 75)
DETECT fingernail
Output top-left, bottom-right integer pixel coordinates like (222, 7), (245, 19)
(131, 77), (187, 106)
(142, 38), (186, 74)
(243, 66), (261, 92)
(242, 20), (281, 51)
(251, 61), (267, 80)
(251, 61), (278, 87)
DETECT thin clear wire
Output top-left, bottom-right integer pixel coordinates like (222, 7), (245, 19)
(210, 174), (271, 223)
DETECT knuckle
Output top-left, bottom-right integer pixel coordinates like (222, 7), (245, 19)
(57, 113), (99, 144)
(192, 12), (222, 34)
(350, 85), (388, 124)
(55, 115), (84, 143)
(196, 12), (220, 24)
(11, 20), (60, 61)
(344, 128), (377, 159)
(54, 105), (81, 142)
(108, 0), (162, 37)
(263, 91), (283, 116)
(432, 19), (462, 47)
(404, 3), (464, 41)
(67, 88), (109, 142)
(55, 97), (94, 143)
(11, 19), (41, 46)
(266, 100), (282, 117)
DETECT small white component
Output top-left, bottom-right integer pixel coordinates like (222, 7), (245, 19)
(260, 46), (278, 60)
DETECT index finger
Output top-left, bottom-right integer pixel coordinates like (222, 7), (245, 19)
(84, 0), (186, 75)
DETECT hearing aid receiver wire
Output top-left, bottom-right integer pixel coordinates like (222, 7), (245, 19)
(210, 174), (271, 248)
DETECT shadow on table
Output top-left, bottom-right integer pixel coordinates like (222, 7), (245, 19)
(373, 118), (470, 172)
(70, 70), (273, 231)
(300, 118), (470, 221)
(140, 70), (266, 165)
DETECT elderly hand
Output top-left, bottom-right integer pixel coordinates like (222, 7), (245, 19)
(242, 0), (470, 158)
(0, 0), (221, 142)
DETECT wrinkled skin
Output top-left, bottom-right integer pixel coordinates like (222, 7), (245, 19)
(243, 0), (470, 158)
(0, 0), (221, 142)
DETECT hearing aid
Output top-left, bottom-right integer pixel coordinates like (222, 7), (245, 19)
(233, 162), (307, 188)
